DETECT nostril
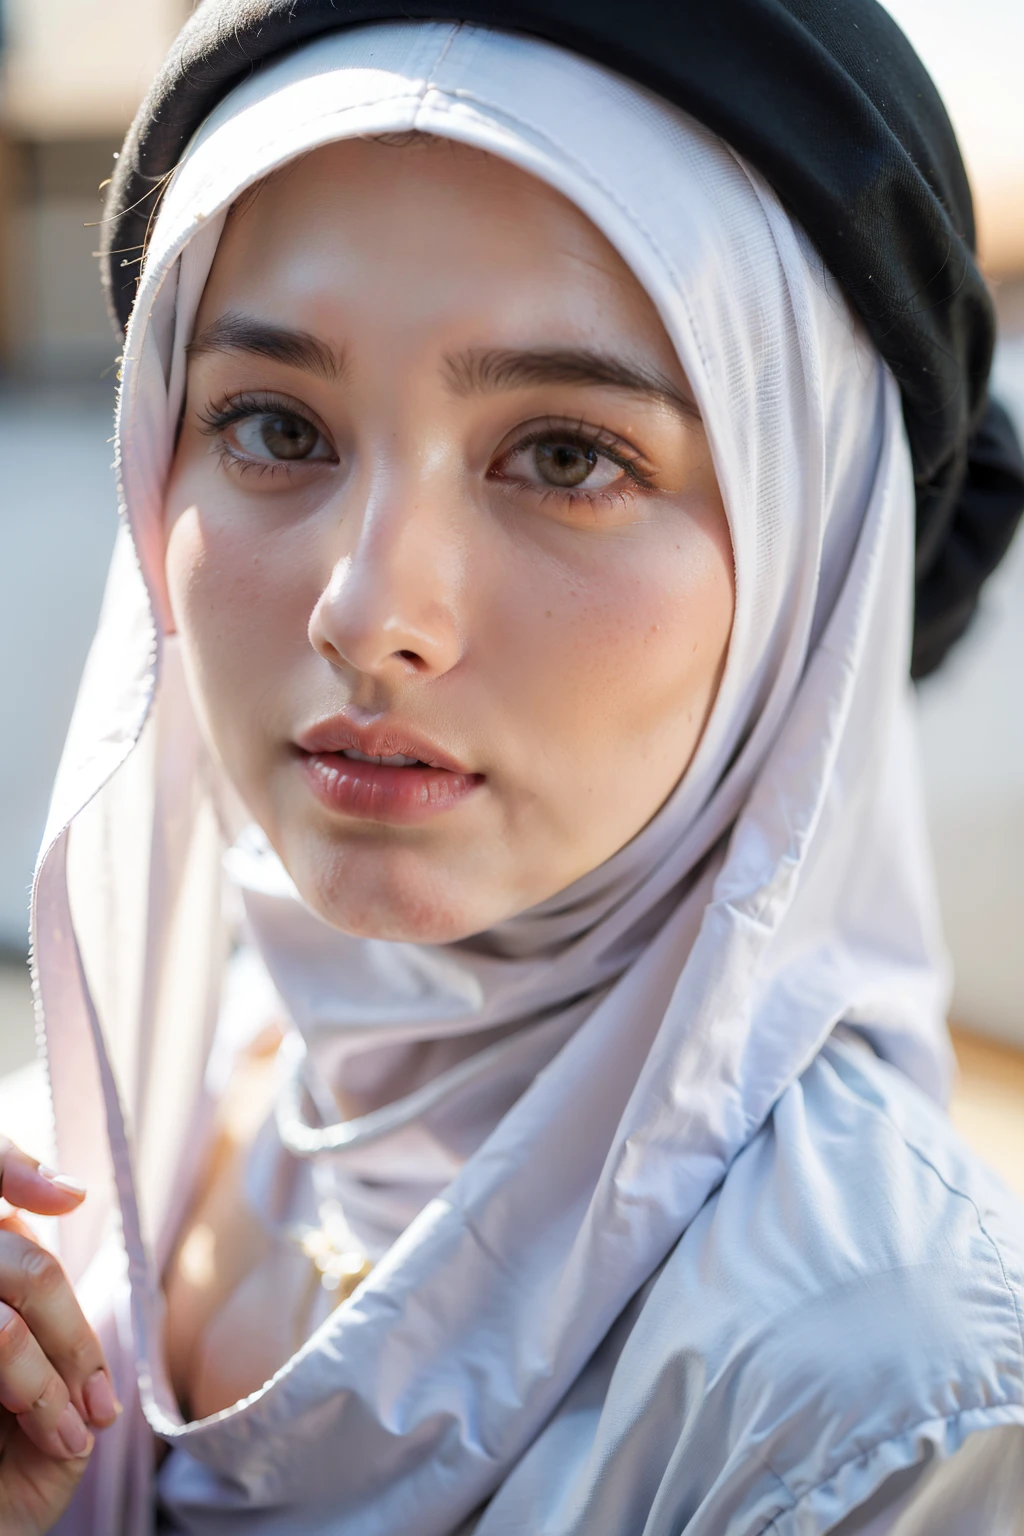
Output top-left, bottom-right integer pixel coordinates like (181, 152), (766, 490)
(397, 649), (422, 664)
(317, 639), (344, 667)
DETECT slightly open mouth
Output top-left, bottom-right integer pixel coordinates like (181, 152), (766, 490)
(339, 749), (427, 768)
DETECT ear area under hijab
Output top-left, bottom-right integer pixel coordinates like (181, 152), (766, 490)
(121, 216), (227, 644)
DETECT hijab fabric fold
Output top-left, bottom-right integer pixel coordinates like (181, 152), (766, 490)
(37, 23), (952, 1532)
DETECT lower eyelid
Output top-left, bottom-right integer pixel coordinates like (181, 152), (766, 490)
(215, 443), (317, 478)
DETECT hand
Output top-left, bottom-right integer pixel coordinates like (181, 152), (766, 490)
(0, 1139), (122, 1535)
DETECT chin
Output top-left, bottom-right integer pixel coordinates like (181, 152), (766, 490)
(294, 836), (495, 945)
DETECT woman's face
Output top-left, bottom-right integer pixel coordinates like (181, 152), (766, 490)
(165, 138), (734, 943)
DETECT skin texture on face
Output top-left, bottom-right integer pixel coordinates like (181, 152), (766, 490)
(164, 136), (734, 944)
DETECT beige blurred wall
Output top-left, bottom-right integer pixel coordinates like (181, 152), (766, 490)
(0, 0), (192, 379)
(881, 0), (1024, 276)
(1, 0), (189, 137)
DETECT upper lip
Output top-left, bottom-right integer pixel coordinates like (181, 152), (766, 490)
(295, 716), (476, 775)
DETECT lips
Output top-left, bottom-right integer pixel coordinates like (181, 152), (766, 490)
(296, 718), (472, 775)
(295, 717), (483, 825)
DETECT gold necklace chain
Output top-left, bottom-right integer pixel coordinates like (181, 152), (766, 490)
(287, 1197), (374, 1332)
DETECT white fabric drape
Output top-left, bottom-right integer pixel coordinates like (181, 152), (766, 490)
(33, 21), (954, 1532)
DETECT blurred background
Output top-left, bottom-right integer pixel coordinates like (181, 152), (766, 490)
(0, 1), (1021, 1180)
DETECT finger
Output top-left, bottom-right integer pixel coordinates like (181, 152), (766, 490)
(0, 1231), (120, 1428)
(0, 1415), (93, 1530)
(0, 1302), (94, 1461)
(0, 1139), (86, 1218)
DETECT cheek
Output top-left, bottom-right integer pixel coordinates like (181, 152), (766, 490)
(493, 506), (734, 772)
(636, 518), (736, 713)
(163, 476), (314, 760)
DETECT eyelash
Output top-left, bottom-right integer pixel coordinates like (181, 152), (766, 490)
(198, 391), (301, 435)
(197, 391), (328, 480)
(197, 395), (656, 499)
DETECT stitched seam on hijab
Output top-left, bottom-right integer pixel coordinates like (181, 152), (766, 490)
(755, 1403), (1024, 1534)
(422, 21), (462, 85)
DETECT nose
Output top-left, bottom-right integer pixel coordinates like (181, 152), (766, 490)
(308, 479), (464, 681)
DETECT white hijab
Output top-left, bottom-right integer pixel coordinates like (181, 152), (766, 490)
(34, 20), (952, 1531)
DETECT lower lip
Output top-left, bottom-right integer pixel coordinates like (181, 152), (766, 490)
(299, 752), (484, 825)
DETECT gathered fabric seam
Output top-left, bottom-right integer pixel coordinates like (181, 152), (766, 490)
(755, 1063), (1024, 1525)
(754, 1401), (1024, 1536)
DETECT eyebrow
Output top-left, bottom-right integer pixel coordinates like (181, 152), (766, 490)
(184, 318), (699, 422)
(443, 347), (701, 421)
(185, 312), (345, 382)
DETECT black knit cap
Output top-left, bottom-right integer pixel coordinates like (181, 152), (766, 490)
(101, 0), (1024, 677)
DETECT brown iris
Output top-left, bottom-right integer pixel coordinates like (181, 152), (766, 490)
(535, 440), (597, 487)
(259, 413), (320, 460)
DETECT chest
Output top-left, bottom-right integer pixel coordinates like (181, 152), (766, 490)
(162, 1031), (325, 1420)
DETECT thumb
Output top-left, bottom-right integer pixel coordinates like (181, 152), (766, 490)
(0, 1139), (86, 1217)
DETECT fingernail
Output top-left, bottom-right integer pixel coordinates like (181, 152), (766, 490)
(37, 1167), (87, 1197)
(57, 1402), (91, 1457)
(84, 1368), (122, 1424)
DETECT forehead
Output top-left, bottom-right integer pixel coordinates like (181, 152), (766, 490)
(196, 135), (672, 359)
(221, 134), (610, 258)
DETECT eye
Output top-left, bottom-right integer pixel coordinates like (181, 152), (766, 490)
(230, 410), (333, 462)
(500, 435), (632, 493)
